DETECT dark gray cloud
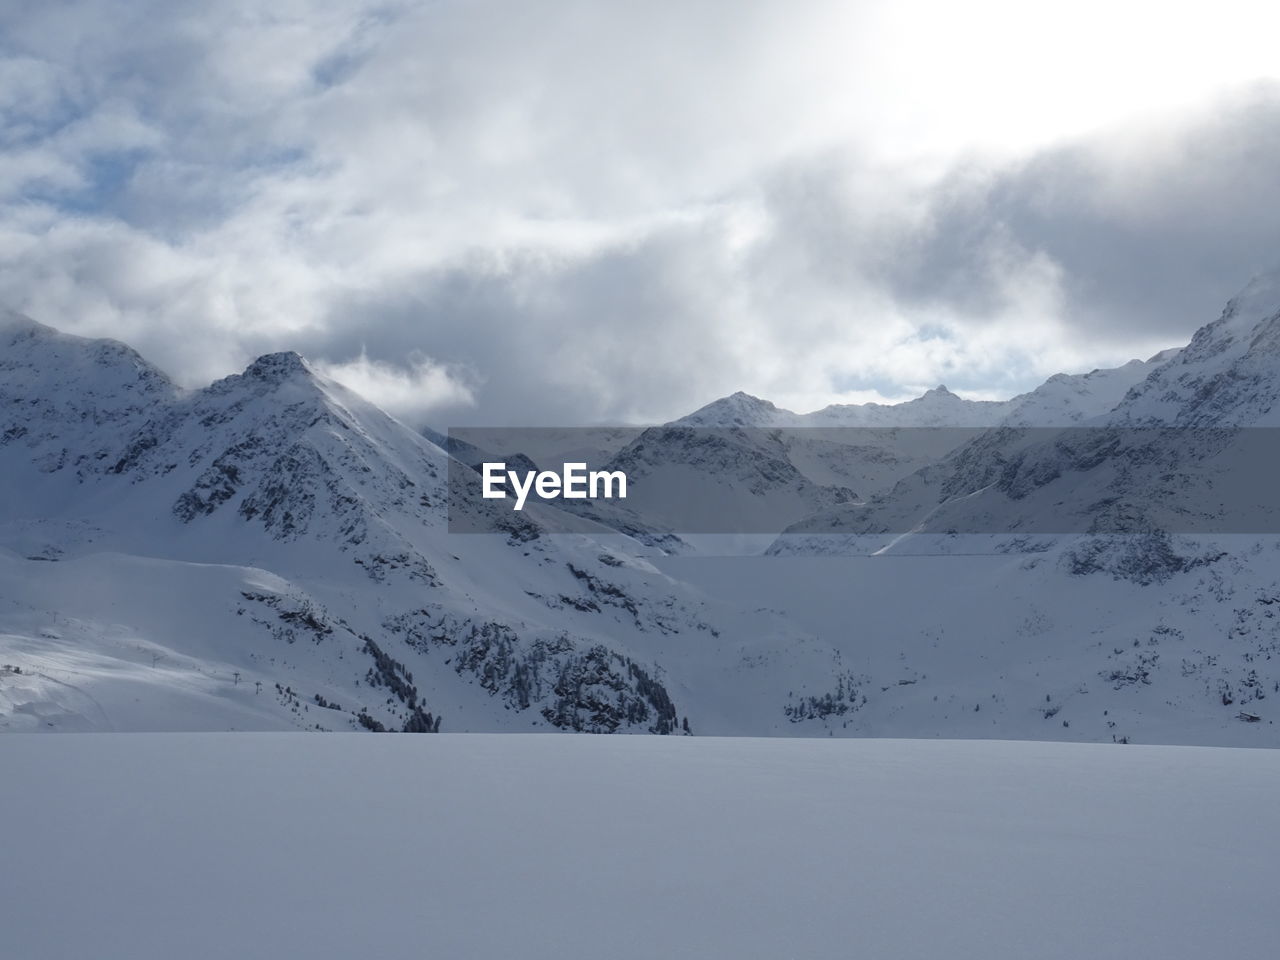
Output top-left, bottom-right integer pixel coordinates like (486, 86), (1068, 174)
(302, 88), (1280, 425)
(880, 84), (1280, 343)
(311, 221), (769, 426)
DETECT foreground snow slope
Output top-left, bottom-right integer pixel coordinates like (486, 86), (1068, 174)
(2, 734), (1277, 960)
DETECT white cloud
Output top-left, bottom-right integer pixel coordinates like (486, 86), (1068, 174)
(313, 350), (476, 421)
(0, 1), (1278, 425)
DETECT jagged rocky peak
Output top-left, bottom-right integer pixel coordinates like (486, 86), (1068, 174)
(202, 350), (333, 406)
(243, 351), (314, 384)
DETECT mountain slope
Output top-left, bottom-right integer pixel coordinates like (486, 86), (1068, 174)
(999, 349), (1180, 426)
(1, 310), (176, 488)
(6, 283), (1280, 746)
(1112, 271), (1280, 426)
(1, 322), (735, 735)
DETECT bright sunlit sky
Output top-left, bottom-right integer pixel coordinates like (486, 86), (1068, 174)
(3, 0), (1280, 424)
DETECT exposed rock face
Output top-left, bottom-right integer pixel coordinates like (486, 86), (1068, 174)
(1, 317), (695, 735)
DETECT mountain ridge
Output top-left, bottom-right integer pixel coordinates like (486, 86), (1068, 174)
(1, 318), (732, 736)
(7, 266), (1280, 744)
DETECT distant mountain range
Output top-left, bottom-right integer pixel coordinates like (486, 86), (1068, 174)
(677, 348), (1181, 430)
(561, 344), (1182, 531)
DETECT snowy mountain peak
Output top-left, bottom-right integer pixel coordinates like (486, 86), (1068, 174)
(676, 391), (793, 427)
(1226, 265), (1280, 323)
(3, 314), (717, 738)
(9, 290), (1280, 746)
(1, 312), (180, 479)
(1111, 266), (1280, 425)
(1, 307), (48, 338)
(200, 351), (335, 411)
(1160, 266), (1280, 369)
(242, 351), (314, 384)
(1, 309), (175, 386)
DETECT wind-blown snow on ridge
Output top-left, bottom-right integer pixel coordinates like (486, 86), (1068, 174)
(1112, 271), (1280, 426)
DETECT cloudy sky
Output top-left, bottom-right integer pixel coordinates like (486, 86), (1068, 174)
(3, 0), (1280, 425)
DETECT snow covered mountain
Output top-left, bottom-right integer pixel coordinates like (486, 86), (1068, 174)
(665, 390), (974, 505)
(618, 353), (1177, 514)
(999, 348), (1181, 426)
(1111, 271), (1280, 426)
(1, 309), (177, 481)
(1, 313), (730, 734)
(750, 268), (1280, 743)
(7, 268), (1280, 747)
(681, 355), (1180, 430)
(769, 273), (1280, 551)
(682, 384), (1014, 428)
